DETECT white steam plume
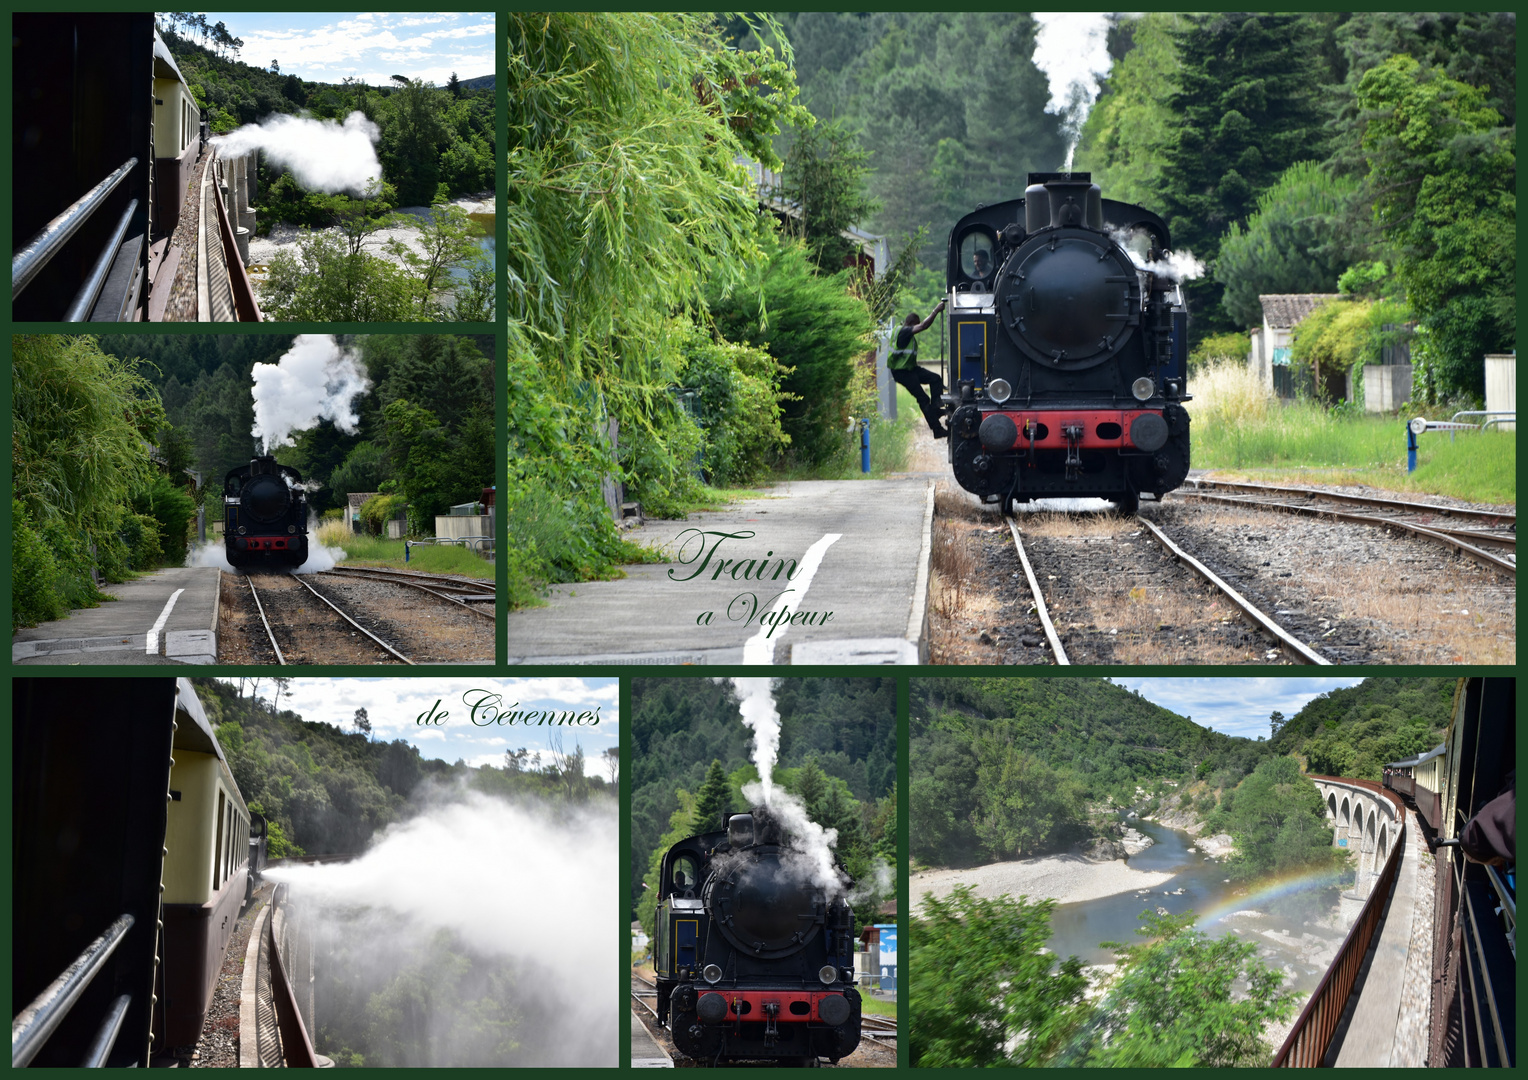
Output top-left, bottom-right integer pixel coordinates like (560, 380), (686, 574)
(267, 792), (617, 1066)
(251, 335), (370, 453)
(733, 677), (782, 803)
(1032, 13), (1114, 170)
(1108, 226), (1208, 283)
(730, 678), (890, 907)
(211, 111), (383, 195)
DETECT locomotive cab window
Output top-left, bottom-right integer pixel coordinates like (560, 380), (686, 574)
(672, 854), (699, 893)
(958, 230), (998, 290)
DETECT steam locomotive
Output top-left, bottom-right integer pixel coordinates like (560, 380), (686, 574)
(224, 455), (309, 568)
(941, 172), (1192, 513)
(13, 678), (266, 1066)
(653, 806), (863, 1065)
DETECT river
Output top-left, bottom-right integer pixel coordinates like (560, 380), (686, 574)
(1045, 817), (1353, 997)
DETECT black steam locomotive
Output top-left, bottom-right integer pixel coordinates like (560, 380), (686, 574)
(654, 807), (862, 1065)
(942, 172), (1191, 513)
(224, 456), (309, 568)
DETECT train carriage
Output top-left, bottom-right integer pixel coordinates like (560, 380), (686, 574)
(12, 679), (263, 1066)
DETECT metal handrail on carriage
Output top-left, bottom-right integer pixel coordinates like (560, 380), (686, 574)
(11, 914), (136, 1068)
(11, 157), (139, 311)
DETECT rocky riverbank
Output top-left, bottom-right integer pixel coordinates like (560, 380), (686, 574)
(246, 192), (494, 270)
(913, 853), (1177, 909)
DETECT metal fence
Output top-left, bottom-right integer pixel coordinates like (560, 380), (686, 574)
(1272, 777), (1407, 1067)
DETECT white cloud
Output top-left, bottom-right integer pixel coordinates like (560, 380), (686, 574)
(1110, 677), (1368, 739)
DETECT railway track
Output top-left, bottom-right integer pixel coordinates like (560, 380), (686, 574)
(317, 566), (496, 619)
(1176, 479), (1515, 575)
(1006, 514), (1331, 665)
(630, 974), (897, 1065)
(244, 572), (415, 665)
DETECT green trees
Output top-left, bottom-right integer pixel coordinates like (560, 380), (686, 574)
(1080, 911), (1299, 1066)
(262, 200), (491, 322)
(507, 12), (811, 593)
(1074, 14), (1185, 206)
(1356, 55), (1516, 400)
(1155, 14), (1328, 334)
(911, 887), (1088, 1067)
(781, 118), (880, 271)
(11, 336), (176, 627)
(1217, 756), (1346, 882)
(911, 897), (1297, 1067)
(1215, 163), (1361, 328)
(707, 235), (874, 467)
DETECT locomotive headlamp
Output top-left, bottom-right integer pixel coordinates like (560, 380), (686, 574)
(703, 964), (723, 984)
(237, 526), (246, 535)
(987, 378), (1012, 404)
(287, 525), (296, 533)
(1132, 377), (1155, 402)
(819, 965), (838, 985)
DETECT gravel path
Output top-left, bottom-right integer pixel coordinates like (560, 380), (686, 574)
(164, 882), (272, 1067)
(913, 855), (1176, 908)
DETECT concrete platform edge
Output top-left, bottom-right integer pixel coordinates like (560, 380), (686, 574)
(906, 480), (935, 663)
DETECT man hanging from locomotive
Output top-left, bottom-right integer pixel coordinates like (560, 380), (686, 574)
(939, 172), (1193, 514)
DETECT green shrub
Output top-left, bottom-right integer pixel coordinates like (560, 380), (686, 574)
(678, 325), (791, 486)
(133, 475), (196, 567)
(1190, 330), (1250, 371)
(120, 512), (164, 571)
(12, 500), (66, 630)
(358, 493), (408, 536)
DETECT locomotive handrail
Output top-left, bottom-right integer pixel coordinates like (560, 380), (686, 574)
(11, 913), (135, 1067)
(1272, 777), (1406, 1066)
(11, 157), (139, 300)
(63, 199), (140, 322)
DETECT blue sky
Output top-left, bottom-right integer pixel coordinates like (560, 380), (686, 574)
(215, 677), (618, 776)
(192, 12), (493, 86)
(1107, 677), (1368, 740)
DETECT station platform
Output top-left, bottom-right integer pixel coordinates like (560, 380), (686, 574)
(12, 566), (220, 665)
(631, 1011), (673, 1068)
(507, 478), (934, 665)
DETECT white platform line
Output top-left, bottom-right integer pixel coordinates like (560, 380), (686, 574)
(146, 588), (186, 655)
(742, 533), (841, 665)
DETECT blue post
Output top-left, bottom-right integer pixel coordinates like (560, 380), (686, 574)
(1407, 426), (1418, 473)
(860, 419), (871, 473)
(405, 540), (410, 562)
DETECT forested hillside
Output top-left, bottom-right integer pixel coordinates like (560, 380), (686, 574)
(912, 676), (1457, 868)
(630, 678), (895, 929)
(763, 11), (1515, 399)
(157, 19), (495, 207)
(194, 678), (613, 856)
(96, 335), (494, 531)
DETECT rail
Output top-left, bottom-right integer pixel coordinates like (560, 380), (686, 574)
(11, 158), (138, 301)
(1272, 776), (1406, 1067)
(11, 913), (135, 1067)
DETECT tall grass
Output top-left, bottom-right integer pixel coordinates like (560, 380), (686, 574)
(772, 384), (921, 480)
(1190, 359), (1514, 504)
(313, 520), (493, 578)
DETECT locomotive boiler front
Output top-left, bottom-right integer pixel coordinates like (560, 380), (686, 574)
(224, 456), (309, 568)
(943, 171), (1192, 512)
(655, 808), (862, 1064)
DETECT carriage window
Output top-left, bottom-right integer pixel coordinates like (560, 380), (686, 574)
(961, 233), (996, 285)
(672, 854), (699, 892)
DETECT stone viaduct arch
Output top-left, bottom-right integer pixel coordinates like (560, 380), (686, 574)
(1312, 777), (1401, 914)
